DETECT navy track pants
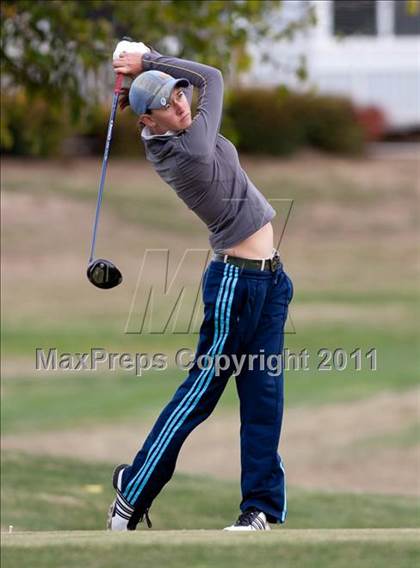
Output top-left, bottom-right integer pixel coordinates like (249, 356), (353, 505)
(121, 259), (294, 524)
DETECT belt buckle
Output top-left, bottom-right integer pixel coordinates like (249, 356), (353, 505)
(270, 252), (281, 272)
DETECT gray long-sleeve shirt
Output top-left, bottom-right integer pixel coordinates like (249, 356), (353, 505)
(141, 48), (276, 253)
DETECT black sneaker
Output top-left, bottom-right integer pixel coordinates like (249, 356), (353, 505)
(224, 509), (271, 531)
(107, 464), (152, 531)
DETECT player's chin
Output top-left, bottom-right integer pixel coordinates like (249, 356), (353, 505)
(178, 114), (192, 129)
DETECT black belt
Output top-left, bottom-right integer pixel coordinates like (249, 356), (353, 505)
(213, 251), (282, 272)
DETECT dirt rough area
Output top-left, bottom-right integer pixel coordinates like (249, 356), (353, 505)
(3, 388), (419, 496)
(2, 152), (419, 495)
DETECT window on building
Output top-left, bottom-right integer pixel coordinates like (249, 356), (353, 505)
(333, 0), (377, 36)
(394, 0), (420, 35)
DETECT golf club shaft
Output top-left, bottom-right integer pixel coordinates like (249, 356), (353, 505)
(89, 74), (124, 264)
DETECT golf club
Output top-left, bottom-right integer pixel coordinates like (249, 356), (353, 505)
(87, 72), (124, 289)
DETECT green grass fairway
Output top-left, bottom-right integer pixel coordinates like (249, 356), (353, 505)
(2, 155), (419, 567)
(2, 529), (420, 568)
(4, 528), (418, 546)
(2, 453), (420, 533)
(2, 324), (419, 436)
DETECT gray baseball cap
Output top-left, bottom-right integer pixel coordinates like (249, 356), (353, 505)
(129, 70), (190, 115)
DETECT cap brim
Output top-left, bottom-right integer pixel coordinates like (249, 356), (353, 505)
(148, 78), (190, 110)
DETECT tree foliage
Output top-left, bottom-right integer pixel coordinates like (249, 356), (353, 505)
(1, 0), (316, 117)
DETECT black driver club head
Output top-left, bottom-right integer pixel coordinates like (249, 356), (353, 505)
(87, 258), (123, 289)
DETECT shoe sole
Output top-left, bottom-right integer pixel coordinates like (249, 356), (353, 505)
(112, 463), (129, 490)
(107, 500), (116, 530)
(223, 525), (271, 531)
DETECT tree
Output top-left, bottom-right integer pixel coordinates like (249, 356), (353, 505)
(1, 0), (316, 116)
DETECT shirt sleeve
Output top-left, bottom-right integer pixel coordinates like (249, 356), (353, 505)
(142, 47), (224, 160)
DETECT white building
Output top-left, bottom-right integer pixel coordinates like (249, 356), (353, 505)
(246, 0), (420, 130)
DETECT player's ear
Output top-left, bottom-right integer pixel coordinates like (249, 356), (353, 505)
(140, 113), (154, 128)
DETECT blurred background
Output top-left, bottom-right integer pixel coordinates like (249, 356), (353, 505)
(1, 0), (419, 561)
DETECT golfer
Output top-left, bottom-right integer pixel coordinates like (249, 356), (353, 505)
(108, 42), (294, 531)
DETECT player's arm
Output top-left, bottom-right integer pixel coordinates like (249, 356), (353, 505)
(114, 46), (224, 160)
(142, 48), (224, 160)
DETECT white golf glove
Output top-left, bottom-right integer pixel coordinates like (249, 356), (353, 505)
(113, 40), (150, 89)
(113, 40), (150, 60)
